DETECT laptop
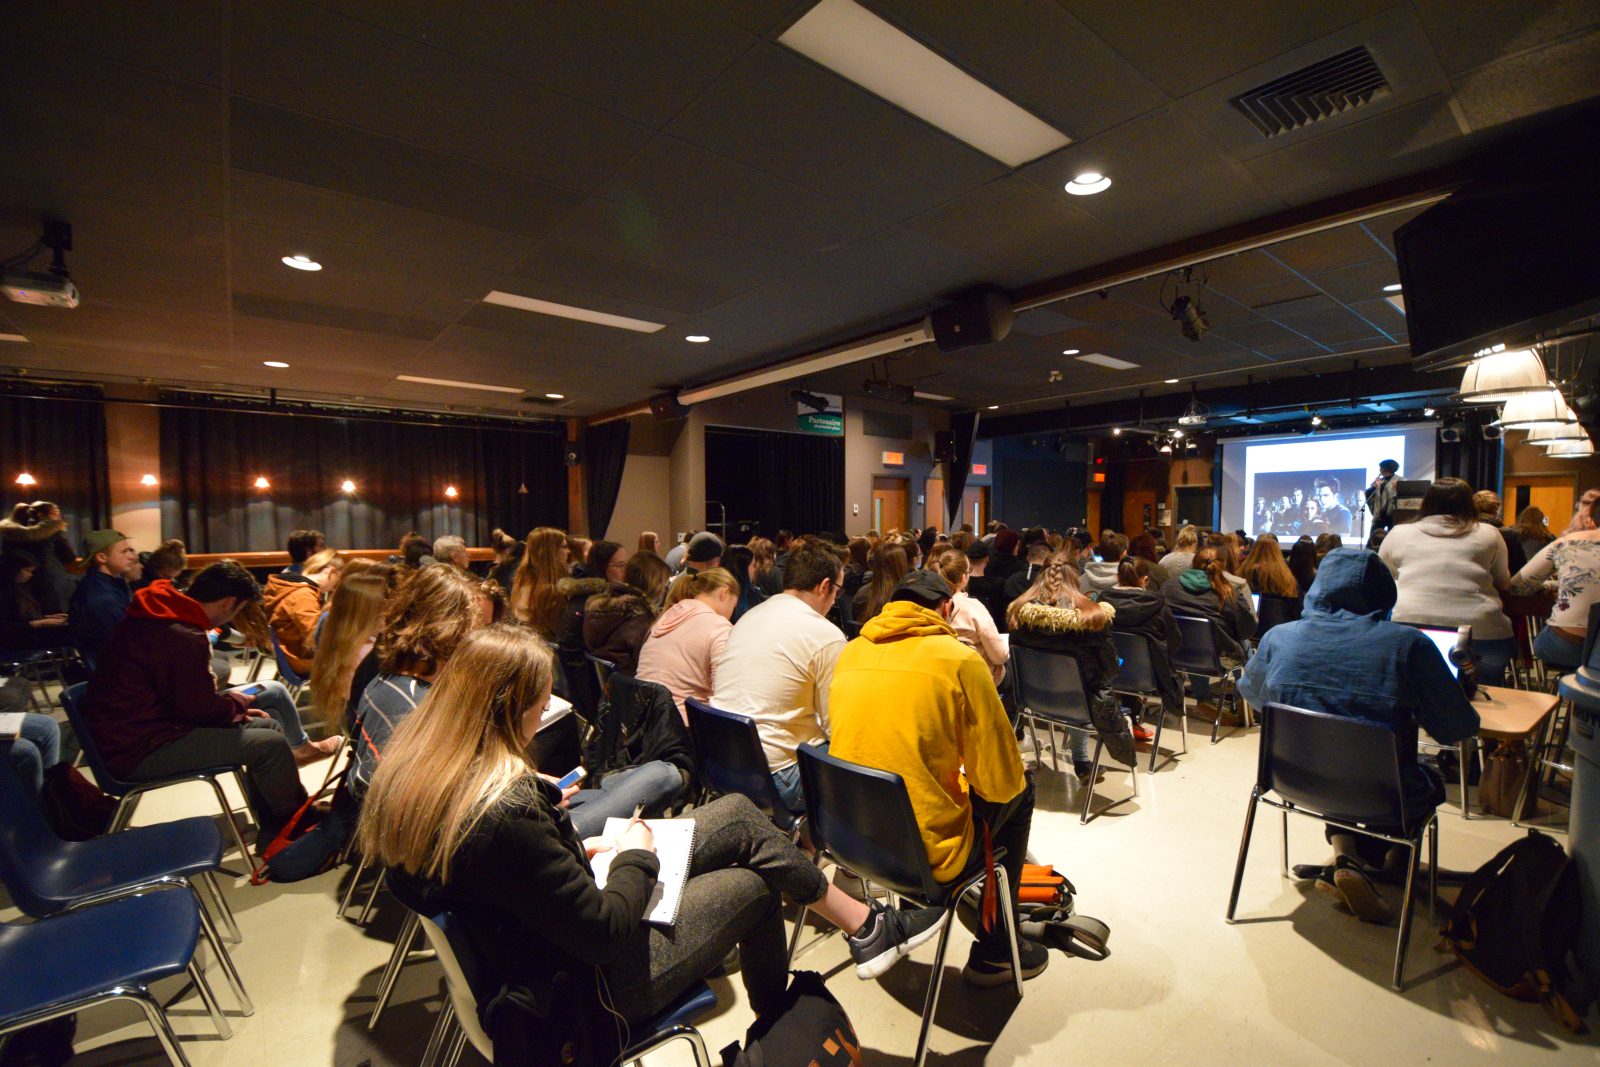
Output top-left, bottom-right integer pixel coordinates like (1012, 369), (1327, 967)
(1251, 593), (1260, 613)
(1415, 625), (1465, 679)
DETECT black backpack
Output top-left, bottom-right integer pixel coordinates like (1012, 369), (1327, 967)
(719, 971), (860, 1067)
(1441, 830), (1591, 1033)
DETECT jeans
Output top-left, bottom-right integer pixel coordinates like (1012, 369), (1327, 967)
(1533, 626), (1585, 671)
(238, 679), (310, 747)
(565, 760), (686, 837)
(771, 761), (805, 815)
(3, 712), (62, 793)
(606, 795), (830, 1022)
(129, 717), (307, 834)
(945, 775), (1035, 960)
(1471, 637), (1516, 688)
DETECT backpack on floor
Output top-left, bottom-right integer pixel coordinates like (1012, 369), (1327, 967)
(38, 763), (115, 841)
(719, 971), (861, 1067)
(1441, 830), (1591, 1033)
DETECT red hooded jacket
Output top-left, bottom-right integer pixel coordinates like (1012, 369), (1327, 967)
(81, 579), (250, 777)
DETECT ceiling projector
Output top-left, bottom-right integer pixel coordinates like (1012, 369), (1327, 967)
(3, 270), (80, 308)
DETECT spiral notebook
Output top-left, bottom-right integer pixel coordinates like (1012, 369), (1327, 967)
(590, 817), (696, 927)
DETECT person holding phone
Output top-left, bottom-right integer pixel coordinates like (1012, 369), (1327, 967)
(360, 625), (947, 1066)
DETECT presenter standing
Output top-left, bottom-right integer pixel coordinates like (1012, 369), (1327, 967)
(1364, 459), (1401, 540)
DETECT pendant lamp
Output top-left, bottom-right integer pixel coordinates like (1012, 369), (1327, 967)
(1456, 348), (1547, 403)
(1546, 437), (1595, 457)
(1496, 388), (1576, 428)
(1527, 418), (1589, 445)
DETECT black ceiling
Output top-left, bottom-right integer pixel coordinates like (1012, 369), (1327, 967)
(1, 1), (1596, 418)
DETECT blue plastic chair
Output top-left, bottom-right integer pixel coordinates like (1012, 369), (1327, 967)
(59, 682), (257, 868)
(1170, 614), (1250, 743)
(269, 631), (307, 700)
(1010, 645), (1138, 824)
(0, 891), (238, 1065)
(1112, 630), (1187, 772)
(796, 744), (1023, 1067)
(683, 699), (800, 835)
(1225, 702), (1439, 991)
(415, 908), (715, 1067)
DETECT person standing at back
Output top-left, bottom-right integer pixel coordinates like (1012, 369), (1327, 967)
(1378, 478), (1514, 686)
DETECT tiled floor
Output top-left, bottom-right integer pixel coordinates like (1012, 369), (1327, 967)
(14, 704), (1595, 1066)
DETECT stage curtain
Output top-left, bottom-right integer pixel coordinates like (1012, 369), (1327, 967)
(704, 427), (844, 540)
(943, 411), (980, 530)
(583, 419), (630, 540)
(159, 403), (567, 552)
(0, 388), (111, 543)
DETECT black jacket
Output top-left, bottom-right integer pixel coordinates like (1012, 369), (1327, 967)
(585, 674), (694, 795)
(581, 582), (655, 676)
(966, 574), (1011, 634)
(1095, 585), (1184, 714)
(987, 552), (1025, 584)
(1008, 599), (1136, 766)
(389, 776), (659, 1067)
(1159, 574), (1258, 660)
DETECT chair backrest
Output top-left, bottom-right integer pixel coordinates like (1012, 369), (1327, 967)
(0, 759), (68, 917)
(270, 631), (306, 686)
(59, 682), (132, 797)
(417, 911), (494, 1062)
(1009, 645), (1092, 727)
(684, 699), (797, 831)
(586, 653), (617, 693)
(1170, 614), (1225, 675)
(1255, 596), (1302, 638)
(841, 619), (862, 640)
(1110, 631), (1159, 695)
(1258, 702), (1410, 828)
(795, 744), (938, 900)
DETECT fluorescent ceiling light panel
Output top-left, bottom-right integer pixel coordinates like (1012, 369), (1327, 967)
(483, 290), (664, 333)
(0, 332), (27, 343)
(778, 0), (1071, 167)
(395, 374), (524, 394)
(913, 390), (955, 401)
(1076, 353), (1139, 370)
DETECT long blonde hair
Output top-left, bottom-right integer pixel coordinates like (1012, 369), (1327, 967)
(310, 559), (395, 729)
(1007, 554), (1108, 629)
(356, 625), (554, 883)
(664, 566), (738, 608)
(510, 527), (568, 636)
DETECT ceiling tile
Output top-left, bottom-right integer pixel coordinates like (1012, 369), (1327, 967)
(1449, 32), (1600, 130)
(1413, 0), (1600, 75)
(0, 1), (224, 85)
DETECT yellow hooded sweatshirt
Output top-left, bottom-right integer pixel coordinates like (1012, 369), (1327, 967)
(828, 600), (1025, 882)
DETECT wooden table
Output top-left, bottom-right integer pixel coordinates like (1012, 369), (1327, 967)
(1452, 685), (1559, 819)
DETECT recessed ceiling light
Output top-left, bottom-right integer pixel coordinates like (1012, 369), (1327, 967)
(1112, 427), (1122, 436)
(545, 392), (565, 400)
(483, 290), (664, 333)
(1062, 348), (1080, 355)
(394, 374), (523, 394)
(987, 405), (999, 410)
(281, 254), (321, 271)
(685, 335), (711, 343)
(0, 332), (27, 343)
(340, 479), (356, 494)
(1065, 172), (1112, 196)
(253, 476), (270, 490)
(1164, 378), (1180, 384)
(778, 0), (1071, 167)
(1076, 353), (1139, 370)
(262, 360), (290, 369)
(1383, 283), (1403, 293)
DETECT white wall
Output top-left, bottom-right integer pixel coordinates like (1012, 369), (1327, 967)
(604, 453), (672, 547)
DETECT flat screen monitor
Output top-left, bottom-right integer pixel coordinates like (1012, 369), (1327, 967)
(1251, 593), (1260, 614)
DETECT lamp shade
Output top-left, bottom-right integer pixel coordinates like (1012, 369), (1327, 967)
(1457, 348), (1548, 403)
(1496, 388), (1576, 428)
(1527, 417), (1588, 445)
(1546, 437), (1595, 457)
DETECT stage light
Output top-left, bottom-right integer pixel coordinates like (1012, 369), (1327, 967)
(340, 479), (356, 494)
(281, 254), (321, 271)
(1423, 407), (1435, 417)
(444, 485), (459, 499)
(1112, 427), (1122, 436)
(140, 473), (157, 487)
(1310, 414), (1323, 427)
(14, 472), (35, 487)
(253, 476), (270, 490)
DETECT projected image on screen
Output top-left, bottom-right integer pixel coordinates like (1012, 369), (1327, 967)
(1252, 469), (1366, 537)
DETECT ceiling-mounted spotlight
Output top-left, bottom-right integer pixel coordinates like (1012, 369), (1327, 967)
(861, 376), (914, 405)
(1310, 414), (1323, 427)
(2, 220), (80, 308)
(340, 478), (357, 494)
(1160, 266), (1209, 342)
(1158, 441), (1173, 454)
(1112, 427), (1122, 436)
(1423, 407), (1436, 417)
(1177, 384), (1209, 426)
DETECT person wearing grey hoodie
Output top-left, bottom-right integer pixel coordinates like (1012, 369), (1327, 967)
(1080, 531), (1129, 596)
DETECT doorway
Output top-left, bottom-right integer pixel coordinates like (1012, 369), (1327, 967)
(1504, 473), (1576, 529)
(872, 476), (909, 533)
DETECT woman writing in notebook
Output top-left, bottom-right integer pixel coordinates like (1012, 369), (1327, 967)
(357, 624), (943, 1066)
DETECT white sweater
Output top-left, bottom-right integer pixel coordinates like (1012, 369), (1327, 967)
(1379, 517), (1511, 640)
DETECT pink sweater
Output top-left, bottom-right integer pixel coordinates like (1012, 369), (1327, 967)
(635, 600), (732, 723)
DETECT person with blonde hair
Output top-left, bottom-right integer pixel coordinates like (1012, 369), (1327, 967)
(510, 526), (569, 636)
(639, 567), (737, 720)
(309, 559), (397, 730)
(1160, 524), (1199, 575)
(262, 546), (344, 675)
(360, 626), (944, 1062)
(931, 548), (1006, 684)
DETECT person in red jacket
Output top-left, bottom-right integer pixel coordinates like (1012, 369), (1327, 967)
(80, 561), (311, 841)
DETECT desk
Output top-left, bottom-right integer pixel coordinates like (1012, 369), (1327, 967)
(1450, 685), (1560, 819)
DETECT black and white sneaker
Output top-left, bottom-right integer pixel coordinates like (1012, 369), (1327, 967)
(847, 901), (948, 980)
(961, 938), (1050, 988)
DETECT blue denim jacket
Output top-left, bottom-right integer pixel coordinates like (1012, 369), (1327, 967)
(1239, 548), (1480, 811)
(68, 568), (131, 669)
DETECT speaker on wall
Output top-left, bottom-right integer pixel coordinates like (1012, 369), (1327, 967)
(932, 431), (955, 462)
(564, 444), (582, 467)
(650, 393), (690, 420)
(931, 291), (1015, 353)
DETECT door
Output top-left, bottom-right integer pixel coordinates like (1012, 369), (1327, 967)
(961, 486), (988, 531)
(924, 477), (944, 533)
(872, 476), (908, 534)
(1504, 473), (1575, 528)
(1122, 489), (1158, 538)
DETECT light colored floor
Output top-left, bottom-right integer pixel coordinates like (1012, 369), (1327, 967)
(12, 695), (1595, 1066)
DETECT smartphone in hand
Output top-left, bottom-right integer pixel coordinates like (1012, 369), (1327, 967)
(557, 766), (587, 789)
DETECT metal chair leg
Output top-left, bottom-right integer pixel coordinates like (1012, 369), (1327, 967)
(1391, 838), (1421, 991)
(911, 899), (957, 1067)
(1457, 738), (1473, 819)
(358, 867), (388, 925)
(129, 988), (197, 1067)
(1280, 809), (1290, 879)
(369, 911), (422, 1032)
(338, 854), (371, 919)
(1080, 737), (1104, 825)
(1427, 818), (1439, 927)
(207, 778), (255, 870)
(109, 793), (140, 834)
(200, 870), (242, 944)
(186, 960), (233, 1040)
(1225, 791), (1261, 923)
(419, 1000), (455, 1067)
(443, 1024), (469, 1067)
(195, 892), (254, 1015)
(993, 865), (1024, 999)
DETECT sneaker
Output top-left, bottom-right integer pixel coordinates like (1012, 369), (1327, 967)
(962, 938), (1050, 987)
(1130, 723), (1155, 743)
(847, 901), (948, 980)
(1319, 857), (1394, 925)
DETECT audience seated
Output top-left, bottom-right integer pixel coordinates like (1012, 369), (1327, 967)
(509, 526), (570, 633)
(623, 550), (671, 610)
(432, 534), (470, 571)
(1473, 490), (1527, 574)
(1511, 506), (1555, 563)
(263, 547), (345, 676)
(581, 558), (659, 676)
(488, 527), (523, 592)
(854, 540), (910, 624)
(1203, 532), (1257, 611)
(2, 709), (63, 795)
(1287, 537), (1319, 593)
(1008, 556), (1137, 777)
(1160, 524), (1199, 575)
(282, 529), (325, 575)
(555, 541), (624, 661)
(830, 569), (1048, 987)
(1003, 538), (1055, 605)
(842, 535), (870, 598)
(1081, 531), (1128, 595)
(80, 562), (321, 841)
(1378, 478), (1514, 686)
(3, 501), (76, 613)
(1561, 487), (1600, 535)
(749, 536), (783, 597)
(1159, 544), (1257, 722)
(710, 544), (845, 814)
(1239, 533), (1297, 596)
(309, 559), (397, 731)
(68, 528), (143, 670)
(398, 532), (433, 569)
(1508, 489), (1600, 670)
(717, 544), (763, 623)
(1096, 558), (1183, 741)
(637, 530), (660, 556)
(667, 532), (724, 597)
(930, 547), (1007, 685)
(964, 538), (1010, 634)
(636, 567), (737, 721)
(361, 626), (940, 1065)
(1127, 531), (1167, 585)
(663, 530), (694, 571)
(987, 528), (1024, 583)
(0, 551), (69, 652)
(131, 538), (187, 592)
(1314, 532), (1344, 557)
(1239, 549), (1479, 923)
(566, 534), (593, 571)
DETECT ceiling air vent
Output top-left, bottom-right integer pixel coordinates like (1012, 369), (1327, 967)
(1231, 45), (1390, 138)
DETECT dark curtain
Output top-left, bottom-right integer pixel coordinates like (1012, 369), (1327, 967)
(0, 390), (111, 543)
(1438, 408), (1504, 494)
(705, 427), (844, 539)
(583, 419), (631, 540)
(160, 405), (567, 552)
(943, 411), (981, 530)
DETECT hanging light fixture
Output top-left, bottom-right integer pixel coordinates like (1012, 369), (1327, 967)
(1527, 418), (1589, 446)
(14, 472), (36, 487)
(1546, 437), (1595, 457)
(1456, 348), (1548, 404)
(1496, 388), (1576, 428)
(253, 476), (270, 490)
(444, 485), (459, 499)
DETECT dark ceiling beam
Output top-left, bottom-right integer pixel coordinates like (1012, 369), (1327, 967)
(979, 360), (1458, 439)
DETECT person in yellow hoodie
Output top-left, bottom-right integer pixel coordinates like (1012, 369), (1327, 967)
(262, 547), (344, 676)
(829, 568), (1048, 989)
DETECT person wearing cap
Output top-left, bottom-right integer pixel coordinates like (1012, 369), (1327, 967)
(666, 531), (724, 598)
(68, 528), (143, 670)
(710, 543), (847, 814)
(828, 568), (1048, 988)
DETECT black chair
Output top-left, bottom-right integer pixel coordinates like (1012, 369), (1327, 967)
(1011, 645), (1138, 824)
(1254, 595), (1302, 640)
(585, 653), (617, 695)
(796, 744), (1024, 1067)
(1170, 614), (1250, 744)
(1111, 630), (1187, 772)
(841, 618), (862, 640)
(683, 699), (799, 834)
(1225, 702), (1439, 991)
